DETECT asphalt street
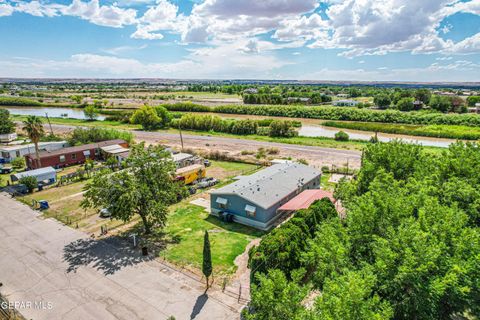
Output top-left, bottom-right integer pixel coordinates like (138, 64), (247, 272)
(0, 193), (241, 320)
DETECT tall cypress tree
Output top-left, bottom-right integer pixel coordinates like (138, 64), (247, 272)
(202, 230), (212, 289)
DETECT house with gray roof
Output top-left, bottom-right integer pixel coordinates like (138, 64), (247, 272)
(210, 162), (321, 230)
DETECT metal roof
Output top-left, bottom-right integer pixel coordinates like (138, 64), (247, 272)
(11, 167), (56, 181)
(211, 163), (321, 209)
(30, 140), (126, 158)
(172, 152), (194, 162)
(278, 189), (335, 212)
(0, 141), (67, 152)
(101, 144), (129, 154)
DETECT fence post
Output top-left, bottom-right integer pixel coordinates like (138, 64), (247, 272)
(238, 284), (242, 303)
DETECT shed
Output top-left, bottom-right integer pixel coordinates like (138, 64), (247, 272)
(172, 152), (195, 168)
(11, 167), (57, 184)
(210, 163), (321, 230)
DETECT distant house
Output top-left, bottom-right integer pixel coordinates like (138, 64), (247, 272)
(243, 88), (258, 94)
(333, 99), (359, 107)
(336, 93), (349, 98)
(0, 132), (17, 143)
(210, 163), (321, 230)
(287, 97), (311, 104)
(0, 141), (68, 164)
(25, 139), (128, 170)
(468, 102), (480, 114)
(11, 166), (57, 185)
(413, 100), (424, 109)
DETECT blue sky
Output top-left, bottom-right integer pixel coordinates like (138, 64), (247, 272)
(0, 0), (479, 81)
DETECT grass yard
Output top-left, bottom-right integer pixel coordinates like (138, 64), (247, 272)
(18, 180), (136, 234)
(161, 204), (263, 276)
(208, 160), (259, 181)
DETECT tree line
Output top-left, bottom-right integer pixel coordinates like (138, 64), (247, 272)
(164, 102), (480, 127)
(244, 141), (480, 320)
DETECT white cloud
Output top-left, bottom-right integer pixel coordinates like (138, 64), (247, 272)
(101, 44), (148, 55)
(59, 0), (137, 28)
(0, 1), (14, 16)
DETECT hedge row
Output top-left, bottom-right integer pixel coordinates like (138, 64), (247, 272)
(0, 96), (42, 106)
(248, 198), (338, 283)
(163, 102), (480, 127)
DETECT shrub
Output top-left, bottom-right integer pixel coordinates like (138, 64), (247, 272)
(269, 120), (298, 137)
(334, 131), (349, 141)
(68, 127), (133, 145)
(19, 176), (37, 193)
(0, 97), (41, 106)
(11, 157), (25, 169)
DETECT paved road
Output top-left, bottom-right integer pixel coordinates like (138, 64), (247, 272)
(0, 193), (241, 320)
(50, 124), (362, 168)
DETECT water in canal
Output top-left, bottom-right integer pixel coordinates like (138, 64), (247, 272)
(3, 106), (106, 121)
(4, 106), (457, 148)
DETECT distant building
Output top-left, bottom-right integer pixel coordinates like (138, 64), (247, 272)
(413, 100), (424, 109)
(333, 99), (359, 107)
(0, 141), (68, 164)
(287, 97), (311, 104)
(210, 163), (321, 230)
(25, 139), (128, 170)
(172, 152), (196, 168)
(0, 132), (17, 143)
(336, 93), (349, 98)
(243, 88), (258, 94)
(11, 166), (57, 185)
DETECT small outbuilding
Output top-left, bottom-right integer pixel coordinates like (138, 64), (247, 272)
(11, 166), (57, 185)
(333, 99), (359, 107)
(210, 162), (321, 230)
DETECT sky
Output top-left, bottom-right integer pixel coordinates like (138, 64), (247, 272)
(0, 0), (479, 81)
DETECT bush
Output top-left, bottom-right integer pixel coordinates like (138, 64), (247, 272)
(334, 131), (349, 141)
(11, 157), (25, 169)
(0, 97), (42, 106)
(248, 199), (337, 283)
(269, 120), (298, 137)
(19, 176), (37, 193)
(130, 105), (171, 130)
(68, 127), (133, 145)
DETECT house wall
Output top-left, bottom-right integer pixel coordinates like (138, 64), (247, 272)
(210, 175), (320, 230)
(0, 142), (68, 163)
(26, 148), (100, 169)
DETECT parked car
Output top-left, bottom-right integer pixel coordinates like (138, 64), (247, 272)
(99, 208), (111, 218)
(0, 166), (13, 174)
(197, 177), (219, 189)
(204, 159), (211, 167)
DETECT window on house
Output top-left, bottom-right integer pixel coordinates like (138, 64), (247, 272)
(216, 197), (228, 209)
(72, 153), (77, 160)
(83, 150), (91, 158)
(59, 155), (65, 162)
(245, 204), (257, 217)
(16, 151), (20, 157)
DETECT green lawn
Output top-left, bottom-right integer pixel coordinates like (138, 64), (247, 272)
(162, 204), (264, 275)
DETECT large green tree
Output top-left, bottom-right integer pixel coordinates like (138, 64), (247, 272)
(22, 115), (45, 168)
(82, 143), (187, 234)
(0, 109), (15, 134)
(130, 105), (171, 130)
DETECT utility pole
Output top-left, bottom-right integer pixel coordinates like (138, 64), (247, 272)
(179, 125), (184, 151)
(45, 112), (54, 135)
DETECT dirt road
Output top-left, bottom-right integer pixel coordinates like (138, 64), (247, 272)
(50, 124), (362, 169)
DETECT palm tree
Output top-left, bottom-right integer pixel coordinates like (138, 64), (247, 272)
(23, 116), (45, 168)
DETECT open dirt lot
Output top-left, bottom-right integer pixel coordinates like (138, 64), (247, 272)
(50, 124), (362, 169)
